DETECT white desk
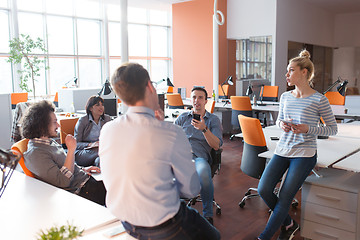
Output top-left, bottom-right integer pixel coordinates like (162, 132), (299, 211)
(258, 125), (360, 168)
(332, 151), (360, 172)
(0, 170), (118, 239)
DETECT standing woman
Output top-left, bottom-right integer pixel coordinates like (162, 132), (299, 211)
(74, 96), (111, 167)
(256, 50), (338, 240)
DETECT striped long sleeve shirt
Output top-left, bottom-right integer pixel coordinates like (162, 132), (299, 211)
(275, 91), (338, 157)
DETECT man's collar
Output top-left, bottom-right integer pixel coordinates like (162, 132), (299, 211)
(31, 138), (53, 146)
(127, 106), (155, 118)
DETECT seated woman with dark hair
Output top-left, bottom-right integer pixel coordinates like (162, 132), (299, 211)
(74, 96), (111, 167)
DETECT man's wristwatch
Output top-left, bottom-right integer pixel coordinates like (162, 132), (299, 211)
(202, 126), (208, 133)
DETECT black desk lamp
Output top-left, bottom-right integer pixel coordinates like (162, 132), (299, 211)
(166, 77), (174, 87)
(257, 84), (267, 106)
(64, 77), (78, 88)
(246, 82), (253, 97)
(323, 76), (348, 96)
(220, 76), (233, 99)
(98, 79), (112, 96)
(318, 76), (348, 139)
(0, 149), (21, 198)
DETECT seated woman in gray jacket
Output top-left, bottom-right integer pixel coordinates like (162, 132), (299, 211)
(74, 96), (111, 167)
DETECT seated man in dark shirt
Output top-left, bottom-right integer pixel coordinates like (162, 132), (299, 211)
(175, 87), (223, 224)
(21, 100), (106, 205)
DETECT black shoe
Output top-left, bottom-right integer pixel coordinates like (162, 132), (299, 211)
(277, 220), (299, 240)
(205, 217), (213, 225)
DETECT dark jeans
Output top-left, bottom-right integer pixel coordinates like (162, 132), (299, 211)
(122, 201), (221, 240)
(78, 176), (106, 206)
(75, 149), (100, 167)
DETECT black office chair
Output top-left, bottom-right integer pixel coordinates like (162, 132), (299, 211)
(187, 148), (222, 215)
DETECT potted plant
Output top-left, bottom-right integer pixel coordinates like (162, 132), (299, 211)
(7, 34), (49, 99)
(37, 222), (83, 240)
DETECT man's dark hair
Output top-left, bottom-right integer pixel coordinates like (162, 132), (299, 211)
(191, 87), (208, 99)
(111, 63), (150, 105)
(86, 95), (105, 119)
(21, 100), (55, 139)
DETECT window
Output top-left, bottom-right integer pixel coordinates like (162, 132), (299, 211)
(2, 0), (172, 97)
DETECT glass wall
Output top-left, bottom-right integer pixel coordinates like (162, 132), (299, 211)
(0, 0), (172, 96)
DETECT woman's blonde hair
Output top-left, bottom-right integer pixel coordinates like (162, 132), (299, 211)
(289, 49), (315, 86)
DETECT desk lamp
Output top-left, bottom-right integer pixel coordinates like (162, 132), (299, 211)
(0, 149), (21, 198)
(246, 81), (253, 98)
(323, 76), (348, 96)
(166, 77), (174, 88)
(258, 84), (267, 106)
(64, 77), (78, 88)
(318, 76), (348, 139)
(97, 79), (112, 96)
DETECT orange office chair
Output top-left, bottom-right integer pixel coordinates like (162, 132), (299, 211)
(11, 138), (34, 178)
(11, 92), (28, 109)
(166, 93), (184, 109)
(219, 85), (230, 99)
(167, 86), (174, 93)
(53, 92), (59, 107)
(205, 99), (215, 113)
(238, 115), (267, 208)
(59, 118), (79, 148)
(259, 85), (279, 102)
(229, 96), (253, 140)
(325, 91), (345, 105)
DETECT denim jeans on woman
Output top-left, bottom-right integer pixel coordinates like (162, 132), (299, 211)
(122, 201), (220, 240)
(258, 154), (317, 240)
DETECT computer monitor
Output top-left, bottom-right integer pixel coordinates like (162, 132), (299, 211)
(103, 98), (118, 117)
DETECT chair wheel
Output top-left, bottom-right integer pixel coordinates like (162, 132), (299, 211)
(292, 202), (298, 208)
(216, 208), (221, 215)
(244, 190), (251, 196)
(230, 135), (234, 141)
(239, 201), (245, 208)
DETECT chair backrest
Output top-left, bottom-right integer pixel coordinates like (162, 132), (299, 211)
(59, 118), (79, 145)
(166, 93), (184, 109)
(219, 85), (230, 98)
(11, 138), (34, 178)
(238, 115), (267, 179)
(53, 92), (59, 107)
(11, 92), (28, 109)
(205, 99), (215, 113)
(230, 96), (252, 128)
(325, 91), (345, 105)
(260, 85), (279, 102)
(167, 86), (174, 93)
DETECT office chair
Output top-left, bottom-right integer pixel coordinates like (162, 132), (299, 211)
(257, 85), (279, 125)
(205, 99), (215, 113)
(259, 85), (279, 102)
(53, 92), (59, 107)
(218, 84), (230, 99)
(11, 92), (28, 109)
(237, 115), (267, 208)
(166, 93), (185, 109)
(229, 96), (253, 140)
(11, 138), (34, 178)
(59, 118), (79, 148)
(187, 148), (223, 215)
(325, 91), (345, 105)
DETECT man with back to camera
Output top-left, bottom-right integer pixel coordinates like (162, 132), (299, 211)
(175, 87), (223, 225)
(99, 63), (220, 240)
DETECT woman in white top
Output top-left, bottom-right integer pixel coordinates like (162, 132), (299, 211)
(256, 50), (338, 240)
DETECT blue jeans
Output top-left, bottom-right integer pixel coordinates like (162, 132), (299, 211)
(195, 157), (214, 218)
(122, 201), (220, 240)
(258, 154), (317, 240)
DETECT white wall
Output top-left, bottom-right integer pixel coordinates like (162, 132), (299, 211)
(334, 12), (360, 47)
(275, 0), (335, 94)
(227, 0), (276, 40)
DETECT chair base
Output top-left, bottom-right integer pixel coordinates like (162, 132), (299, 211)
(186, 195), (222, 215)
(238, 187), (299, 209)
